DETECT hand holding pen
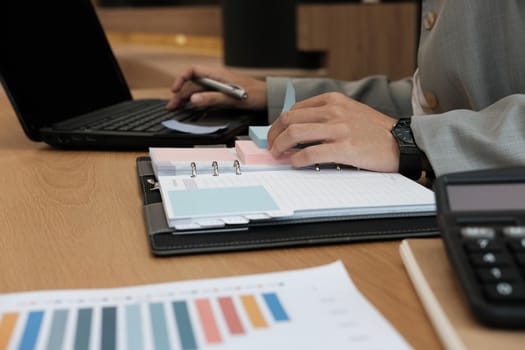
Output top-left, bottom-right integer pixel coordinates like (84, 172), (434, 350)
(192, 77), (247, 100)
(165, 65), (268, 110)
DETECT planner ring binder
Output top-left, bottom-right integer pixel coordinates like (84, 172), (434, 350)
(185, 160), (245, 177)
(137, 156), (440, 256)
(171, 159), (346, 178)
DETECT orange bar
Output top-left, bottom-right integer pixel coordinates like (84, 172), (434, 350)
(0, 313), (19, 350)
(240, 295), (268, 328)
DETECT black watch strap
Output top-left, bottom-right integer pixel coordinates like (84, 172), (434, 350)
(391, 118), (423, 180)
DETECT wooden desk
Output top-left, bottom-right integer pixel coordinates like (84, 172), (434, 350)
(0, 87), (441, 349)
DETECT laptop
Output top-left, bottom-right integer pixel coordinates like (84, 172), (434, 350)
(0, 0), (264, 150)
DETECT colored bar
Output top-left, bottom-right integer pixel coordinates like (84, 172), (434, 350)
(18, 311), (44, 350)
(74, 308), (92, 350)
(149, 303), (170, 350)
(172, 301), (197, 350)
(46, 309), (68, 350)
(195, 299), (222, 344)
(240, 295), (268, 328)
(217, 297), (245, 335)
(101, 307), (117, 350)
(263, 293), (289, 321)
(125, 305), (143, 350)
(0, 313), (19, 350)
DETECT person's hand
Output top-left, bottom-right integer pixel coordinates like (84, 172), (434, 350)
(166, 65), (267, 110)
(267, 92), (400, 173)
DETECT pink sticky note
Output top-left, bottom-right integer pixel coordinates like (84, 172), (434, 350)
(150, 147), (237, 162)
(235, 140), (295, 166)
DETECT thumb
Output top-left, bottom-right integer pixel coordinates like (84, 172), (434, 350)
(190, 91), (238, 107)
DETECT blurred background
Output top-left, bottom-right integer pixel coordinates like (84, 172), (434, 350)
(92, 0), (419, 88)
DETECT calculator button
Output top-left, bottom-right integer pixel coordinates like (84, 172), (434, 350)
(464, 238), (504, 252)
(477, 267), (520, 282)
(469, 252), (511, 266)
(461, 227), (496, 239)
(484, 282), (525, 301)
(502, 226), (525, 237)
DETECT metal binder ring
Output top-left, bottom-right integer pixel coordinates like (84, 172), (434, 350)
(190, 162), (197, 177)
(212, 161), (219, 176)
(233, 160), (242, 175)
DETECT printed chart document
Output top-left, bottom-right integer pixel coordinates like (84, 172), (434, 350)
(0, 261), (411, 350)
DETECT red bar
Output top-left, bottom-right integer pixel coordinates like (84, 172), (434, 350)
(195, 299), (222, 344)
(218, 297), (245, 335)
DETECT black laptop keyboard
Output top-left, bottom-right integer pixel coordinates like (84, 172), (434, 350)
(54, 100), (203, 133)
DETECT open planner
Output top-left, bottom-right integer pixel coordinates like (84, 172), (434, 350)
(150, 140), (435, 230)
(137, 137), (439, 256)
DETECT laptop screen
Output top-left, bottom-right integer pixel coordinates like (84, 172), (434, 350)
(1, 0), (132, 140)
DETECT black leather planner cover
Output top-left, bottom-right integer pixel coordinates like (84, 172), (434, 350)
(137, 156), (439, 256)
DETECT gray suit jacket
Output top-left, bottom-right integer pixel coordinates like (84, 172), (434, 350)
(266, 0), (525, 177)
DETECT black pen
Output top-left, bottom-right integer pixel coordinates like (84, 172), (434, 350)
(193, 77), (248, 100)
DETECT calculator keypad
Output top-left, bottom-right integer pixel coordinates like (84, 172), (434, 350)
(461, 225), (525, 301)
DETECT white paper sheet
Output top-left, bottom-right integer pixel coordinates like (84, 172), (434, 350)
(0, 261), (411, 350)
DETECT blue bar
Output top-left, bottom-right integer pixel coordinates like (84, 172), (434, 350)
(18, 311), (44, 350)
(172, 301), (197, 350)
(149, 303), (170, 350)
(74, 308), (92, 350)
(101, 307), (117, 350)
(46, 310), (68, 350)
(263, 293), (289, 321)
(125, 305), (143, 350)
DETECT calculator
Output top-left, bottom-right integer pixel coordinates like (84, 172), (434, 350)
(434, 167), (525, 328)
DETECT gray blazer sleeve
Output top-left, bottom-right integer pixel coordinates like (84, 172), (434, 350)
(412, 94), (525, 177)
(265, 1), (525, 177)
(266, 76), (413, 123)
(412, 1), (525, 176)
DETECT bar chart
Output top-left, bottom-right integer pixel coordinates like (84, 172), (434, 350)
(0, 261), (411, 350)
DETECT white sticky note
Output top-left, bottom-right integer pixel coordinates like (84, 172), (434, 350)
(162, 119), (229, 134)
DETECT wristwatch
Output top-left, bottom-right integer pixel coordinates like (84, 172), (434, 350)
(391, 118), (423, 179)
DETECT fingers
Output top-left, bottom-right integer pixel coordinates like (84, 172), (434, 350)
(189, 91), (240, 107)
(166, 67), (201, 109)
(166, 82), (205, 109)
(289, 143), (343, 168)
(270, 122), (340, 158)
(167, 65), (246, 110)
(170, 66), (195, 93)
(267, 107), (329, 149)
(290, 93), (330, 110)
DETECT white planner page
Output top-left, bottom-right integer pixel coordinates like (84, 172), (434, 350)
(158, 168), (435, 228)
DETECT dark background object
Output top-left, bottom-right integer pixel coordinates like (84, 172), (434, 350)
(99, 0), (219, 6)
(222, 0), (321, 69)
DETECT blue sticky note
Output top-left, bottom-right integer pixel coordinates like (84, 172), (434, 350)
(248, 126), (271, 149)
(168, 186), (279, 218)
(248, 80), (296, 149)
(281, 80), (296, 113)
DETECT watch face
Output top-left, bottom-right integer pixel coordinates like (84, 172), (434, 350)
(392, 119), (415, 145)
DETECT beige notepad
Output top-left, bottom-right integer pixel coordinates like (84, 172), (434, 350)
(400, 238), (525, 350)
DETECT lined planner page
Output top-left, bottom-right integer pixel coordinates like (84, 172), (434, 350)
(192, 169), (433, 213)
(159, 168), (435, 228)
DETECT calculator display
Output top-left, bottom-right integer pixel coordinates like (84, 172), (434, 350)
(447, 183), (525, 211)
